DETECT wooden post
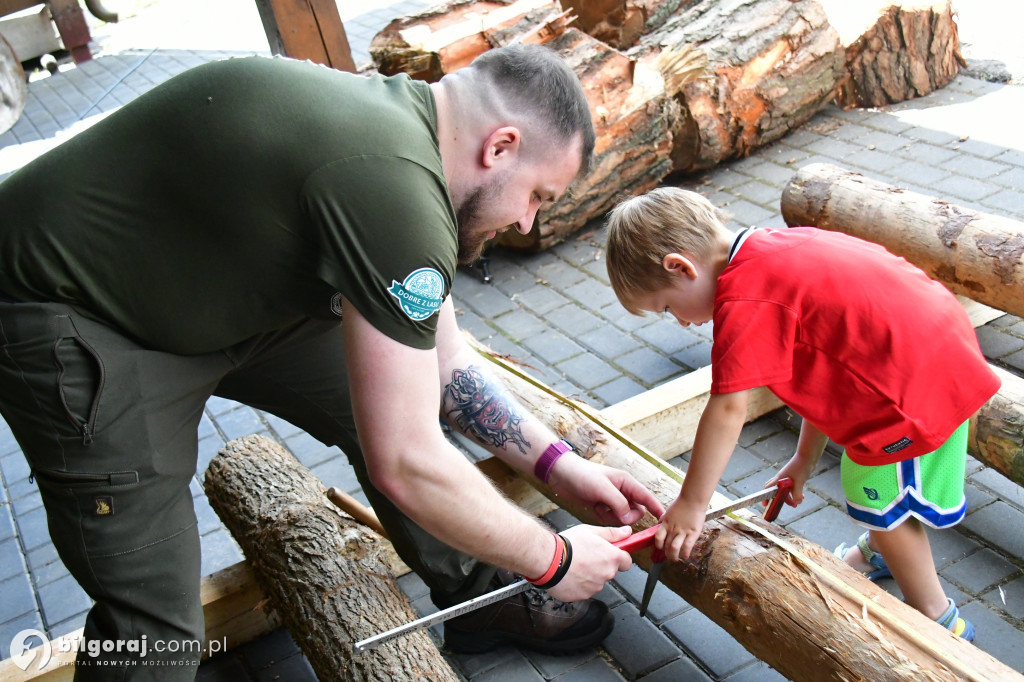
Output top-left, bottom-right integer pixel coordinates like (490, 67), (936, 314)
(255, 0), (357, 72)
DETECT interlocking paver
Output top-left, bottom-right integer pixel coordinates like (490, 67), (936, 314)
(662, 607), (756, 679)
(944, 548), (1022, 594)
(604, 603), (680, 678)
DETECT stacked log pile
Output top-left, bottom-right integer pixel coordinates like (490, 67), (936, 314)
(368, 0), (961, 250)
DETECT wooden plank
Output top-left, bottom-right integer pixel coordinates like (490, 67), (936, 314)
(254, 0), (356, 72)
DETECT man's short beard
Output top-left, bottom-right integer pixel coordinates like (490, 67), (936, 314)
(455, 186), (488, 265)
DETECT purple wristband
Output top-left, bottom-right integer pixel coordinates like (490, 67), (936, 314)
(535, 439), (573, 483)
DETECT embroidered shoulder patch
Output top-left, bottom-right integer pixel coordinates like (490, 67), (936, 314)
(388, 267), (444, 321)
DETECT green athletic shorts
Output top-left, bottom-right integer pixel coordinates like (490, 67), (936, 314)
(841, 420), (968, 530)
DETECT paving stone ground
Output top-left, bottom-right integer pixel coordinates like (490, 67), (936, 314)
(2, 1), (1024, 680)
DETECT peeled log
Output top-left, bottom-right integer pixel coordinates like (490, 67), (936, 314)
(204, 435), (458, 682)
(781, 163), (1024, 318)
(473, 345), (1021, 682)
(1, 34), (27, 135)
(627, 0), (846, 174)
(973, 365), (1024, 487)
(820, 0), (963, 108)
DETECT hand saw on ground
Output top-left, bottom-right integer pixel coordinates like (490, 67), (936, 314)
(353, 477), (793, 653)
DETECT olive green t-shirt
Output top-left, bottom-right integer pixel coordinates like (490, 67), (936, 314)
(0, 57), (457, 353)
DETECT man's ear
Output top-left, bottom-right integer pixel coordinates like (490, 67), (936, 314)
(662, 253), (699, 280)
(481, 126), (521, 168)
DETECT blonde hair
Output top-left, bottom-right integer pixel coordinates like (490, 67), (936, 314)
(605, 187), (730, 314)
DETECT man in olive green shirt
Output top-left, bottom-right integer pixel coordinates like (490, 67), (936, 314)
(0, 46), (663, 678)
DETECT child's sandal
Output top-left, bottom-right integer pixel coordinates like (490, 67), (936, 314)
(936, 598), (975, 641)
(834, 532), (892, 581)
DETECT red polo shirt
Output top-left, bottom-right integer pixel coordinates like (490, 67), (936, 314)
(711, 227), (1000, 465)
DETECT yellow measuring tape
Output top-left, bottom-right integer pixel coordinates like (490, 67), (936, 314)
(477, 344), (989, 681)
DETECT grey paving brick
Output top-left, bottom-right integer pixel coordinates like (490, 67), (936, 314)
(960, 600), (1024, 670)
(491, 263), (539, 297)
(0, 573), (38, 622)
(37, 574), (91, 628)
(1004, 347), (1024, 373)
(604, 602), (680, 678)
(0, 538), (25, 582)
(31, 556), (71, 588)
(931, 174), (1000, 202)
(662, 606), (755, 678)
(971, 467), (1024, 509)
(634, 319), (701, 355)
(744, 429), (799, 466)
(0, 505), (12, 545)
(639, 656), (713, 682)
(472, 655), (546, 682)
(898, 140), (962, 166)
(310, 455), (360, 491)
(526, 257), (588, 290)
(193, 494), (222, 537)
(844, 148), (907, 173)
(205, 396), (241, 417)
(196, 434), (227, 479)
(198, 529), (243, 580)
(963, 500), (1024, 558)
(514, 285), (570, 316)
(563, 278), (619, 310)
(605, 305), (653, 333)
(954, 154), (1012, 179)
(0, 611), (45, 660)
(671, 342), (712, 371)
(929, 528), (982, 571)
(719, 447), (769, 484)
(982, 573), (1024, 620)
(15, 506), (49, 552)
(457, 281), (518, 317)
(450, 645), (522, 678)
(25, 543), (59, 574)
(902, 126), (962, 146)
(957, 137), (1013, 160)
(522, 329), (584, 364)
(994, 148), (1024, 168)
(785, 504), (862, 552)
(211, 406), (265, 442)
(737, 417), (785, 449)
(282, 433), (337, 469)
(492, 309), (549, 342)
(548, 303), (602, 335)
(721, 198), (776, 227)
(965, 481), (997, 513)
(0, 452), (30, 486)
(944, 548), (1021, 594)
(550, 656), (626, 681)
(981, 188), (1024, 214)
(556, 354), (620, 390)
(805, 136), (863, 160)
(616, 347), (683, 386)
(578, 325), (638, 359)
(887, 159), (951, 186)
(977, 326), (1024, 359)
(592, 376), (646, 407)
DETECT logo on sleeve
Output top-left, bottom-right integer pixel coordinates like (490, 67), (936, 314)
(388, 267), (444, 321)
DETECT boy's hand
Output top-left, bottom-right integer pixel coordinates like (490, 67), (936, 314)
(764, 455), (817, 508)
(655, 495), (709, 561)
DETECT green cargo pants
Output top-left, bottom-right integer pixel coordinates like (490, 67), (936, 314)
(0, 300), (495, 680)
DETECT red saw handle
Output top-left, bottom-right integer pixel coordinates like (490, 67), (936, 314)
(762, 477), (793, 523)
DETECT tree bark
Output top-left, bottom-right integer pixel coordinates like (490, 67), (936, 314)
(471, 342), (1023, 682)
(781, 162), (1024, 318)
(0, 33), (26, 135)
(626, 0), (846, 174)
(973, 365), (1024, 488)
(204, 435), (458, 682)
(819, 0), (963, 108)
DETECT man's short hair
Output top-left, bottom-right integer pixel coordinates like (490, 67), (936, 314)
(469, 44), (595, 172)
(606, 187), (730, 314)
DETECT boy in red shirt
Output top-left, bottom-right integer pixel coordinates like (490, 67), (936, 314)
(605, 187), (1001, 640)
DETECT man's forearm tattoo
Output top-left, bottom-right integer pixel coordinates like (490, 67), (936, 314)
(443, 365), (531, 455)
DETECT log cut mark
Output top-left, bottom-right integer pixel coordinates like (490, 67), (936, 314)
(974, 232), (1024, 285)
(935, 202), (972, 247)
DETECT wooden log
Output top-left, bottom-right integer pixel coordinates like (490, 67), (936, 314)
(557, 0), (698, 50)
(627, 0), (846, 174)
(472, 341), (1023, 682)
(204, 435), (458, 682)
(0, 33), (26, 135)
(781, 163), (1024, 319)
(819, 0), (963, 108)
(255, 0), (356, 72)
(973, 365), (1024, 487)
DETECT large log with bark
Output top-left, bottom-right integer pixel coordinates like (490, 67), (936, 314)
(781, 163), (1024, 318)
(626, 0), (846, 174)
(558, 0), (697, 49)
(819, 0), (963, 108)
(370, 0), (678, 251)
(204, 435), (459, 682)
(472, 346), (1022, 682)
